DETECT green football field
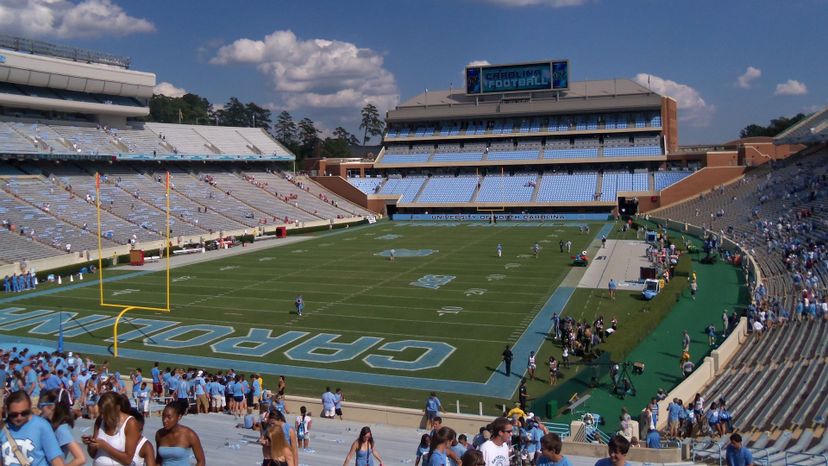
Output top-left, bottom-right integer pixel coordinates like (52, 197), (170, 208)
(0, 221), (601, 388)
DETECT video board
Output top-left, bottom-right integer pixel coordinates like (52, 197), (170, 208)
(465, 60), (569, 95)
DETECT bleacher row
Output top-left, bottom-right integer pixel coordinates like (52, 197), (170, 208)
(349, 170), (692, 204)
(385, 111), (662, 138)
(0, 118), (291, 159)
(0, 163), (372, 264)
(692, 319), (828, 465)
(380, 145), (663, 164)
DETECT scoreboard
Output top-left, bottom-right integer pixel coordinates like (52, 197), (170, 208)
(465, 60), (569, 95)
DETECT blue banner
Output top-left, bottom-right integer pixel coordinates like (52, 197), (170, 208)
(392, 213), (609, 221)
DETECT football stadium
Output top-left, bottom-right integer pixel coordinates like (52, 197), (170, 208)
(0, 8), (826, 466)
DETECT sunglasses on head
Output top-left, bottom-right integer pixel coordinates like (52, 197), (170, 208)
(7, 410), (32, 419)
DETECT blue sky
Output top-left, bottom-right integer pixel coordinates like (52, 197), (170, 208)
(1, 0), (826, 144)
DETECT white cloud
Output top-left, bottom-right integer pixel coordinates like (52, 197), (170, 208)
(774, 79), (808, 96)
(633, 73), (715, 127)
(482, 0), (588, 6)
(736, 66), (761, 89)
(0, 0), (154, 39)
(153, 82), (187, 98)
(210, 30), (399, 120)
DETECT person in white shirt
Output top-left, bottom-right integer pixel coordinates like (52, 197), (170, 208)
(480, 417), (511, 466)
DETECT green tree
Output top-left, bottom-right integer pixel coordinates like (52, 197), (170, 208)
(359, 103), (384, 145)
(333, 126), (360, 146)
(215, 97), (248, 127)
(297, 117), (321, 158)
(274, 111), (298, 146)
(739, 113), (809, 138)
(320, 137), (351, 158)
(148, 93), (212, 124)
(245, 102), (272, 129)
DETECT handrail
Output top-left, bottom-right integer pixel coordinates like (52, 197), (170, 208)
(785, 451), (828, 466)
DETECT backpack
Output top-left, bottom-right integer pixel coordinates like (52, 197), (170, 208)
(297, 415), (306, 438)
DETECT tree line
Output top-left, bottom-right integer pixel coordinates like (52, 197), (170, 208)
(147, 93), (384, 160)
(739, 113), (810, 139)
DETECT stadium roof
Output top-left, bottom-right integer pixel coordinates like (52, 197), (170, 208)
(0, 34), (131, 69)
(388, 79), (664, 122)
(774, 104), (828, 145)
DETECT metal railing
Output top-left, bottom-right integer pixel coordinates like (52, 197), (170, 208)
(0, 34), (130, 68)
(785, 452), (828, 466)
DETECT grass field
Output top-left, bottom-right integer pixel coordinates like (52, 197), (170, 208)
(0, 220), (748, 416)
(0, 221), (600, 385)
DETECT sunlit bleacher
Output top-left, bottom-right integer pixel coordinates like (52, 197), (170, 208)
(536, 173), (598, 202)
(0, 117), (292, 161)
(654, 170), (692, 191)
(476, 175), (537, 203)
(415, 176), (478, 203)
(348, 177), (384, 194)
(378, 177), (426, 203)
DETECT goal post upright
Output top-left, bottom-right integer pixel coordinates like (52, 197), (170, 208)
(95, 171), (173, 357)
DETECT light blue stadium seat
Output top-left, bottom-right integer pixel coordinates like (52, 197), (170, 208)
(543, 148), (599, 159)
(381, 152), (431, 164)
(378, 177), (426, 203)
(432, 152), (483, 162)
(416, 177), (478, 203)
(536, 173), (598, 202)
(487, 150), (540, 161)
(477, 176), (537, 203)
(654, 171), (692, 191)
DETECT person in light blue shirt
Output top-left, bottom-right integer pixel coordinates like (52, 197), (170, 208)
(194, 372), (208, 414)
(537, 433), (572, 466)
(425, 392), (442, 430)
(725, 433), (753, 466)
(4, 391), (65, 466)
(594, 435), (631, 466)
(334, 387), (344, 420)
(24, 366), (41, 401)
(251, 374), (262, 409)
(42, 371), (62, 391)
(231, 375), (245, 417)
(645, 429), (661, 449)
(151, 362), (161, 400)
(321, 387), (336, 418)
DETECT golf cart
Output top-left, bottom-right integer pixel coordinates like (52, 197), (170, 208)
(642, 278), (661, 300)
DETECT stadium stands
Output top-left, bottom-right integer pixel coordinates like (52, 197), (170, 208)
(378, 177), (426, 203)
(536, 173), (598, 202)
(476, 175), (537, 203)
(415, 176), (478, 203)
(653, 170), (692, 191)
(603, 146), (662, 157)
(431, 151), (484, 162)
(0, 118), (292, 160)
(380, 153), (431, 164)
(348, 177), (384, 194)
(543, 148), (599, 159)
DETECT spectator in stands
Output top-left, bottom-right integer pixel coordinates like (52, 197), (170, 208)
(725, 433), (753, 466)
(85, 392), (140, 465)
(334, 388), (344, 420)
(480, 417), (511, 466)
(460, 449), (484, 466)
(415, 433), (431, 466)
(263, 412), (295, 466)
(40, 388), (87, 466)
(645, 428), (660, 449)
(127, 408), (155, 466)
(295, 405), (311, 450)
(425, 393), (442, 429)
(342, 426), (384, 466)
(4, 391), (66, 466)
(536, 432), (570, 466)
(321, 387), (336, 419)
(594, 435), (630, 466)
(155, 403), (205, 466)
